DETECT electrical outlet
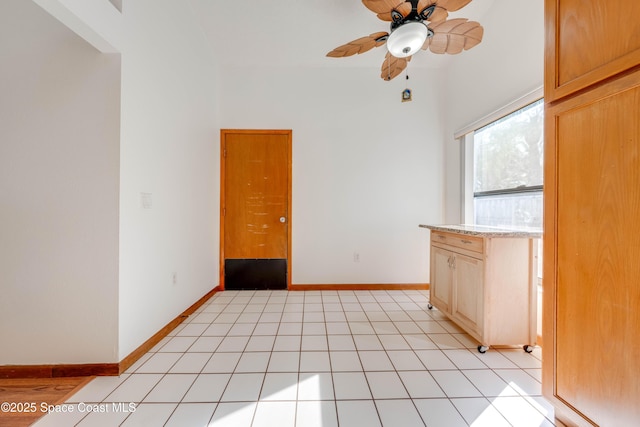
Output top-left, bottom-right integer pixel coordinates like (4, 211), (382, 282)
(172, 272), (177, 285)
(353, 252), (360, 262)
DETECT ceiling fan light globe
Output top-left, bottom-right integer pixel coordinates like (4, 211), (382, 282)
(387, 22), (428, 58)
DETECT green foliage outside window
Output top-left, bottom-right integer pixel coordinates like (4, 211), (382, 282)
(474, 99), (544, 193)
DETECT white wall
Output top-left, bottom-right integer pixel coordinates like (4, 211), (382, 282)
(219, 65), (445, 284)
(118, 0), (220, 359)
(442, 0), (544, 223)
(0, 0), (542, 366)
(0, 0), (120, 364)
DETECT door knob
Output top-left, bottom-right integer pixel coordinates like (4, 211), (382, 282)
(279, 217), (287, 223)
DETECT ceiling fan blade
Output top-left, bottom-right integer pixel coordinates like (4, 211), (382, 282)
(451, 20), (484, 49)
(417, 0), (468, 23)
(422, 18), (483, 54)
(427, 6), (449, 23)
(424, 32), (450, 54)
(417, 0), (437, 17)
(326, 32), (389, 58)
(437, 0), (473, 12)
(362, 0), (406, 14)
(417, 0), (437, 10)
(376, 1), (412, 21)
(380, 52), (412, 81)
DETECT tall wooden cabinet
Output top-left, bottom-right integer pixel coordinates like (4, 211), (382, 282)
(543, 1), (640, 426)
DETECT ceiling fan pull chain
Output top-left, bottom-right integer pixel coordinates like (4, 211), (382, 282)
(402, 68), (412, 102)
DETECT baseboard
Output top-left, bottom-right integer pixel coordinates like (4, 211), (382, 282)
(0, 286), (221, 379)
(118, 286), (220, 374)
(2, 284), (428, 378)
(0, 364), (119, 379)
(290, 283), (429, 291)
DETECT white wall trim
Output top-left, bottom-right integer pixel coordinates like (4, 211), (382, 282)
(32, 0), (122, 53)
(453, 86), (544, 139)
(460, 132), (475, 224)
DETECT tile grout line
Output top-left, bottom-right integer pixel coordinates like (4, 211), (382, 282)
(156, 295), (231, 426)
(43, 289), (551, 427)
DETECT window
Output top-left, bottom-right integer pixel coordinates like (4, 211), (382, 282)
(459, 96), (544, 279)
(468, 98), (544, 229)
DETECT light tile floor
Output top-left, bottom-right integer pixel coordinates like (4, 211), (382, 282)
(34, 290), (556, 426)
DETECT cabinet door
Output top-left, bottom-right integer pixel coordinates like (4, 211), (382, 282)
(430, 246), (453, 312)
(544, 73), (640, 426)
(451, 254), (484, 334)
(545, 0), (640, 101)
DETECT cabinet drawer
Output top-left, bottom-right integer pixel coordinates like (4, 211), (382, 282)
(431, 232), (484, 254)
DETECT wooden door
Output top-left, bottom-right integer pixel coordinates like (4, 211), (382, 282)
(220, 129), (292, 290)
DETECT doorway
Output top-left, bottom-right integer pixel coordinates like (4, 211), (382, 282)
(220, 129), (292, 290)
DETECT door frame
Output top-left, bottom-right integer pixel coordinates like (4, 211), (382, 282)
(219, 129), (293, 290)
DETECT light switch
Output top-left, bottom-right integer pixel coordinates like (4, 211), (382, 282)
(140, 192), (152, 209)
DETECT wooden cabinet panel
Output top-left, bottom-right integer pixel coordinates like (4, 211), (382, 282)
(545, 0), (640, 101)
(544, 73), (640, 427)
(430, 246), (453, 313)
(432, 231), (483, 254)
(451, 254), (483, 335)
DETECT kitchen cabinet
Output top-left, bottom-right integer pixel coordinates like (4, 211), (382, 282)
(543, 0), (640, 425)
(450, 252), (483, 336)
(421, 225), (540, 353)
(429, 246), (454, 313)
(430, 240), (484, 337)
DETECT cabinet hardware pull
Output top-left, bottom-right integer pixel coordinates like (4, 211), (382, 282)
(447, 255), (456, 269)
(461, 239), (473, 244)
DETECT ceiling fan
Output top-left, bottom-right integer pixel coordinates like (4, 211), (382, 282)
(326, 0), (484, 81)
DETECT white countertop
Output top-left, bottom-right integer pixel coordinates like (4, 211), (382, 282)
(419, 224), (542, 238)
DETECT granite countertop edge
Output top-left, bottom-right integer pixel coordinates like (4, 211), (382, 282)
(419, 224), (543, 238)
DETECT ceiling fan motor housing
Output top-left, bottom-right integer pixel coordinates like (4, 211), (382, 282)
(390, 2), (435, 29)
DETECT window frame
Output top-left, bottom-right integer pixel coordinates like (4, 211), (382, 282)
(458, 89), (544, 280)
(456, 87), (544, 226)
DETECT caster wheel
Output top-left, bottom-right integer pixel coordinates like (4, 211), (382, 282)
(523, 345), (534, 353)
(477, 345), (489, 353)
(427, 303), (433, 310)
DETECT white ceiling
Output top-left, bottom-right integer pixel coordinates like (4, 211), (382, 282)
(188, 0), (496, 70)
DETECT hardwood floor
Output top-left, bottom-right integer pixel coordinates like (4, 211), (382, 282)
(0, 377), (91, 426)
